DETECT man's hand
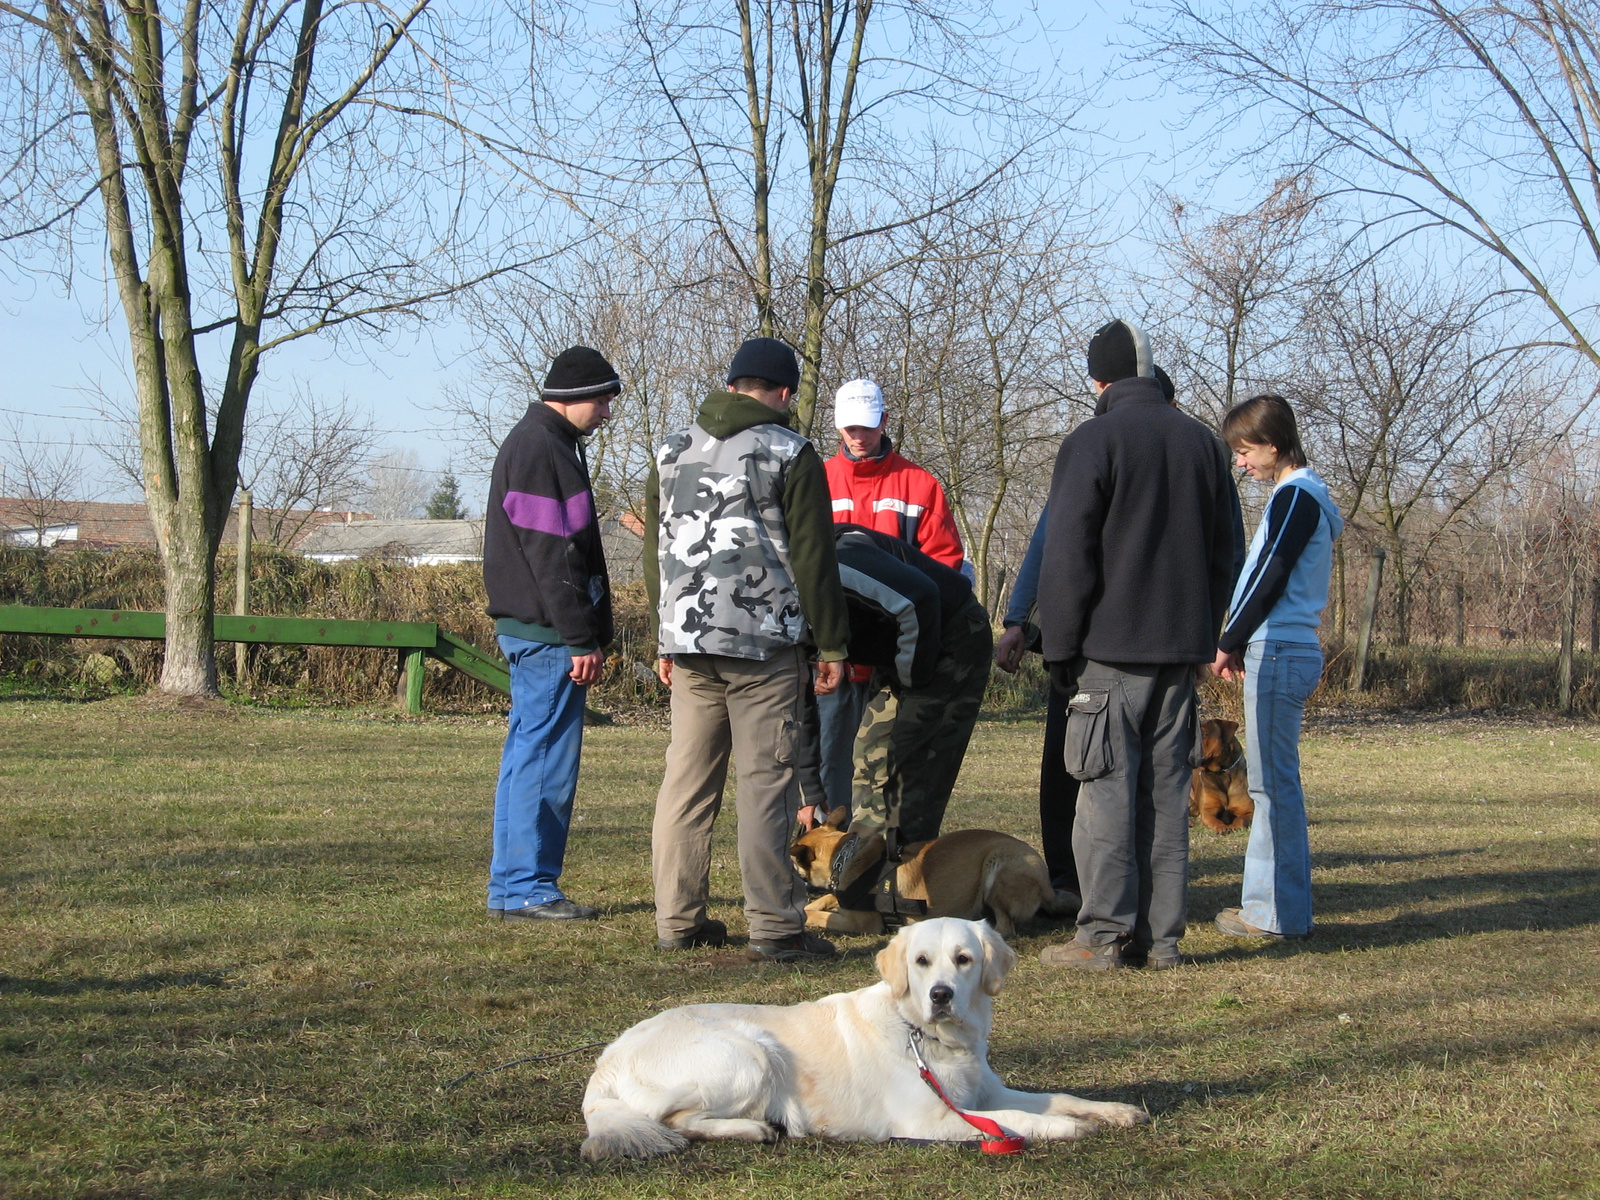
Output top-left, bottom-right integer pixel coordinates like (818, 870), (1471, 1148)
(655, 656), (673, 688)
(994, 625), (1026, 674)
(569, 649), (604, 686)
(1211, 647), (1244, 683)
(814, 659), (844, 695)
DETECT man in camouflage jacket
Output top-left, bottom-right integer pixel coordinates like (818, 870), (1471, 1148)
(644, 337), (850, 963)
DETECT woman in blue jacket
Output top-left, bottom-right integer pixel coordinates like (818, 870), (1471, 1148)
(1212, 395), (1343, 941)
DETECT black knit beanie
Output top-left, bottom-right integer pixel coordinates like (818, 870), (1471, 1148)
(1086, 320), (1155, 384)
(1154, 364), (1175, 403)
(726, 337), (801, 391)
(542, 346), (621, 401)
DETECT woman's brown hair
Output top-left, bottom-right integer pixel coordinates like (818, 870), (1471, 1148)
(1220, 394), (1307, 469)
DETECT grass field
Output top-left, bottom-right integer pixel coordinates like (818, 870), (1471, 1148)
(2, 700), (1598, 1200)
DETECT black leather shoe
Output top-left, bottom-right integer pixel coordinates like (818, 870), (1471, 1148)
(502, 898), (599, 921)
(657, 919), (728, 950)
(746, 931), (836, 962)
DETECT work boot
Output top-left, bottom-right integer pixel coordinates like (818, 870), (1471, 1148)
(746, 931), (837, 963)
(1039, 938), (1131, 970)
(657, 919), (728, 951)
(1214, 908), (1312, 940)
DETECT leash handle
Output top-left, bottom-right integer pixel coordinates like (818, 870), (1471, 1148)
(908, 1032), (1026, 1155)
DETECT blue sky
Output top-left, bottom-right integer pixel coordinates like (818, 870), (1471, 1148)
(0, 1), (1246, 503)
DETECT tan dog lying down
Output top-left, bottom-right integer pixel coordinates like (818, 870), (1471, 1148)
(791, 821), (1077, 937)
(580, 918), (1147, 1158)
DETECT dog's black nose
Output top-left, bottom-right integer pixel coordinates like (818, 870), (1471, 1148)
(929, 984), (954, 1006)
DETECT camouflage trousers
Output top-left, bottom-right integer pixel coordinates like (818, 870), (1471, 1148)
(849, 598), (992, 845)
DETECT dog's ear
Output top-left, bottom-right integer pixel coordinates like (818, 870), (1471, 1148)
(876, 930), (910, 998)
(977, 923), (1017, 997)
(823, 806), (849, 830)
(791, 842), (814, 870)
(1219, 719), (1239, 739)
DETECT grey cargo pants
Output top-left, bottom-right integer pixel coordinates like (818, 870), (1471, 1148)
(1064, 659), (1197, 958)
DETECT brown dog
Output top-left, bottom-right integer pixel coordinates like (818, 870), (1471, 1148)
(791, 815), (1076, 937)
(1189, 718), (1254, 834)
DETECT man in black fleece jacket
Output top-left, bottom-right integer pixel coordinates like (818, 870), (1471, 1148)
(1037, 320), (1235, 970)
(481, 346), (620, 923)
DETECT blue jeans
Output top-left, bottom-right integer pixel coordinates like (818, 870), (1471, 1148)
(1239, 640), (1323, 936)
(815, 673), (872, 816)
(489, 636), (587, 912)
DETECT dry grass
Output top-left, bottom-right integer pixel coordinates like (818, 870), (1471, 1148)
(11, 547), (1600, 718)
(1, 700), (1597, 1199)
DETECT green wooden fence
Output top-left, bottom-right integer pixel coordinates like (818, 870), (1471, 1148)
(0, 605), (510, 714)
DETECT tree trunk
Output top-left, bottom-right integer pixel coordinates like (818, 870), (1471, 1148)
(161, 519), (220, 695)
(1559, 561), (1577, 713)
(1352, 547), (1385, 692)
(1332, 539), (1347, 641)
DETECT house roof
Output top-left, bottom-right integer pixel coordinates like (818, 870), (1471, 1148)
(0, 498), (367, 550)
(298, 518), (485, 560)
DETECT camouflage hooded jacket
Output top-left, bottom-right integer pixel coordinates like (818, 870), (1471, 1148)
(644, 392), (849, 661)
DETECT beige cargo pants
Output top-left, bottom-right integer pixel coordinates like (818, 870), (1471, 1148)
(651, 646), (811, 943)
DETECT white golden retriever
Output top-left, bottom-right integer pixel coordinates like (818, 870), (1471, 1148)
(580, 918), (1147, 1158)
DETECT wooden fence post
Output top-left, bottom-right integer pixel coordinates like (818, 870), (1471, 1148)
(1454, 575), (1466, 647)
(403, 647), (426, 715)
(1559, 562), (1577, 713)
(234, 490), (251, 686)
(1352, 547), (1385, 693)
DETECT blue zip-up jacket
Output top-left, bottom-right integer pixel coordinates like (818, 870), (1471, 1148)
(1220, 467), (1344, 653)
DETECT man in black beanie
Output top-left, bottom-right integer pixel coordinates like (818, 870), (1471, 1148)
(481, 345), (621, 922)
(1035, 320), (1236, 969)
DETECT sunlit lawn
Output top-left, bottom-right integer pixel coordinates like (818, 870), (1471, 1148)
(2, 698), (1597, 1199)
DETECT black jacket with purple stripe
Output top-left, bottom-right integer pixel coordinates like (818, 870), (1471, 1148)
(483, 402), (614, 651)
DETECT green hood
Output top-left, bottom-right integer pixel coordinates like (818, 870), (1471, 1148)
(696, 391), (794, 440)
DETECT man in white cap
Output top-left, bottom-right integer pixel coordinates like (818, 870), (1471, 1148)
(818, 378), (968, 818)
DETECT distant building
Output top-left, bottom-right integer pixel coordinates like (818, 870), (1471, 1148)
(296, 512), (647, 581)
(0, 498), (367, 550)
(299, 519), (485, 566)
(0, 498), (648, 581)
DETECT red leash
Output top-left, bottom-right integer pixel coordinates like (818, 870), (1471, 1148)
(907, 1030), (1026, 1155)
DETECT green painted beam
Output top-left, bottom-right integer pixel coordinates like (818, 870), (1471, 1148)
(0, 606), (165, 639)
(214, 613), (436, 648)
(428, 629), (511, 696)
(0, 605), (512, 707)
(0, 606), (436, 648)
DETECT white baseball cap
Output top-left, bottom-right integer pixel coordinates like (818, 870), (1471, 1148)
(834, 379), (885, 430)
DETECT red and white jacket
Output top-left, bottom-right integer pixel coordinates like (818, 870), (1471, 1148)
(824, 440), (965, 571)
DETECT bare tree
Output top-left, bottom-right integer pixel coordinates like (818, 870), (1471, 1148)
(0, 0), (555, 694)
(609, 0), (1071, 434)
(0, 418), (87, 545)
(442, 230), (740, 519)
(358, 449), (434, 522)
(1151, 0), (1600, 386)
(878, 196), (1100, 609)
(1152, 174), (1323, 424)
(241, 388), (376, 546)
(1294, 265), (1550, 639)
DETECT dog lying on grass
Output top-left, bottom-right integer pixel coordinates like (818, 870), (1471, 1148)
(790, 819), (1078, 937)
(580, 918), (1147, 1159)
(1189, 719), (1254, 834)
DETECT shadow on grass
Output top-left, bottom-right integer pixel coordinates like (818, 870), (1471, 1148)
(1189, 846), (1486, 879)
(0, 969), (233, 996)
(1180, 866), (1600, 962)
